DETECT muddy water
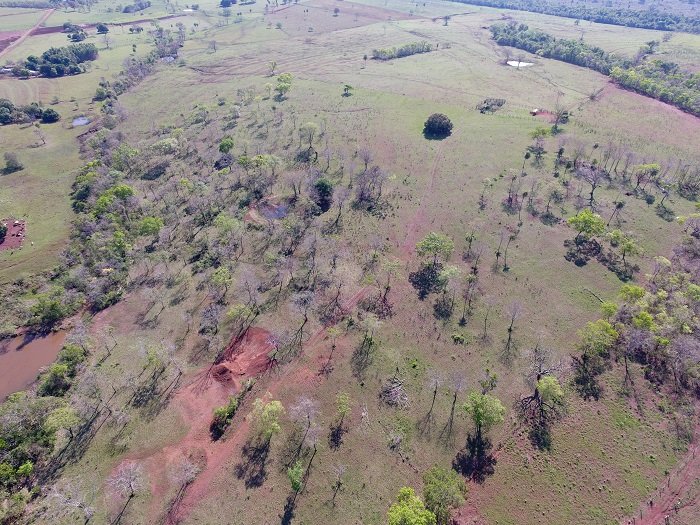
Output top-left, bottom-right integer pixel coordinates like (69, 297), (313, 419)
(0, 331), (66, 401)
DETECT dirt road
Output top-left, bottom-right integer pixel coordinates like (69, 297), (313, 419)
(0, 8), (54, 60)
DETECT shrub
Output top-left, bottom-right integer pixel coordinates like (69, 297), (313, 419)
(40, 108), (60, 123)
(3, 152), (24, 173)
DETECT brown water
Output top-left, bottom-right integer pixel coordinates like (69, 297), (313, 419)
(0, 331), (66, 401)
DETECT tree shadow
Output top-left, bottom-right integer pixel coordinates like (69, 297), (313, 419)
(408, 263), (443, 300)
(563, 238), (600, 267)
(422, 129), (451, 140)
(453, 433), (496, 484)
(328, 423), (346, 450)
(281, 494), (297, 525)
(351, 337), (376, 381)
(234, 439), (270, 488)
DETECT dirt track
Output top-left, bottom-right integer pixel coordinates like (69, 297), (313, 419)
(0, 8), (54, 59)
(620, 421), (700, 525)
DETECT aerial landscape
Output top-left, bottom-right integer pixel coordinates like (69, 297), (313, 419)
(0, 0), (699, 523)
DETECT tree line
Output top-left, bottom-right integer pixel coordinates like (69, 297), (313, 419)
(490, 23), (700, 117)
(448, 0), (700, 33)
(9, 43), (98, 79)
(371, 41), (433, 61)
(0, 99), (60, 125)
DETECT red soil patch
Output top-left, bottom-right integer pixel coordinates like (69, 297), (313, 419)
(167, 286), (371, 523)
(533, 109), (555, 123)
(110, 326), (274, 523)
(0, 219), (26, 251)
(0, 31), (22, 54)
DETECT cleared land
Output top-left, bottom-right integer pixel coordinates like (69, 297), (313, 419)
(0, 0), (699, 524)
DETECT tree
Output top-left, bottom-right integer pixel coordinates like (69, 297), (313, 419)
(249, 395), (285, 443)
(519, 374), (565, 450)
(96, 23), (109, 34)
(275, 72), (293, 100)
(423, 113), (453, 138)
(567, 209), (605, 243)
(3, 152), (23, 173)
(288, 459), (304, 492)
(333, 6), (340, 15)
(387, 487), (437, 525)
(416, 232), (454, 267)
(219, 136), (234, 154)
(422, 466), (466, 525)
(41, 108), (60, 123)
(138, 216), (163, 237)
(343, 84), (353, 96)
(268, 60), (277, 75)
(299, 122), (319, 150)
(579, 319), (618, 357)
(462, 392), (505, 439)
(0, 222), (6, 243)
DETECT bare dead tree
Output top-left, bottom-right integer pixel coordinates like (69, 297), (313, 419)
(502, 301), (522, 365)
(108, 461), (147, 524)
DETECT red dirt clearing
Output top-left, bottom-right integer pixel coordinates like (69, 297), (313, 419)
(167, 285), (371, 524)
(0, 219), (26, 251)
(110, 326), (274, 523)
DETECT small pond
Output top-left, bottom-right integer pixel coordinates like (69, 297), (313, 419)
(0, 331), (66, 401)
(72, 116), (91, 126)
(507, 60), (534, 68)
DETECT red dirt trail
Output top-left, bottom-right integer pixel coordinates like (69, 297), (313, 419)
(620, 420), (700, 525)
(400, 140), (445, 258)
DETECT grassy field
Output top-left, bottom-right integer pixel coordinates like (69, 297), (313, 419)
(2, 0), (700, 523)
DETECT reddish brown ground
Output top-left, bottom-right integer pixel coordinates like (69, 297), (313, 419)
(106, 283), (372, 524)
(0, 219), (26, 251)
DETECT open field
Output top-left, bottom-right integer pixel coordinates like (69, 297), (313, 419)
(1, 0), (700, 524)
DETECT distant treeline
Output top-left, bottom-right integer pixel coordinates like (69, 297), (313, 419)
(372, 41), (432, 61)
(123, 0), (151, 13)
(448, 0), (700, 34)
(490, 23), (700, 117)
(0, 0), (96, 8)
(10, 43), (98, 78)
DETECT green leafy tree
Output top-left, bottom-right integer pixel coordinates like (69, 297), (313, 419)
(416, 232), (454, 267)
(40, 108), (60, 123)
(387, 487), (436, 525)
(423, 466), (466, 525)
(219, 136), (234, 154)
(288, 459), (304, 492)
(249, 395), (285, 443)
(138, 216), (163, 237)
(579, 319), (618, 356)
(462, 392), (505, 439)
(567, 209), (605, 243)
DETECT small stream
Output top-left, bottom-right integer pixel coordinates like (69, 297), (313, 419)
(0, 331), (66, 401)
